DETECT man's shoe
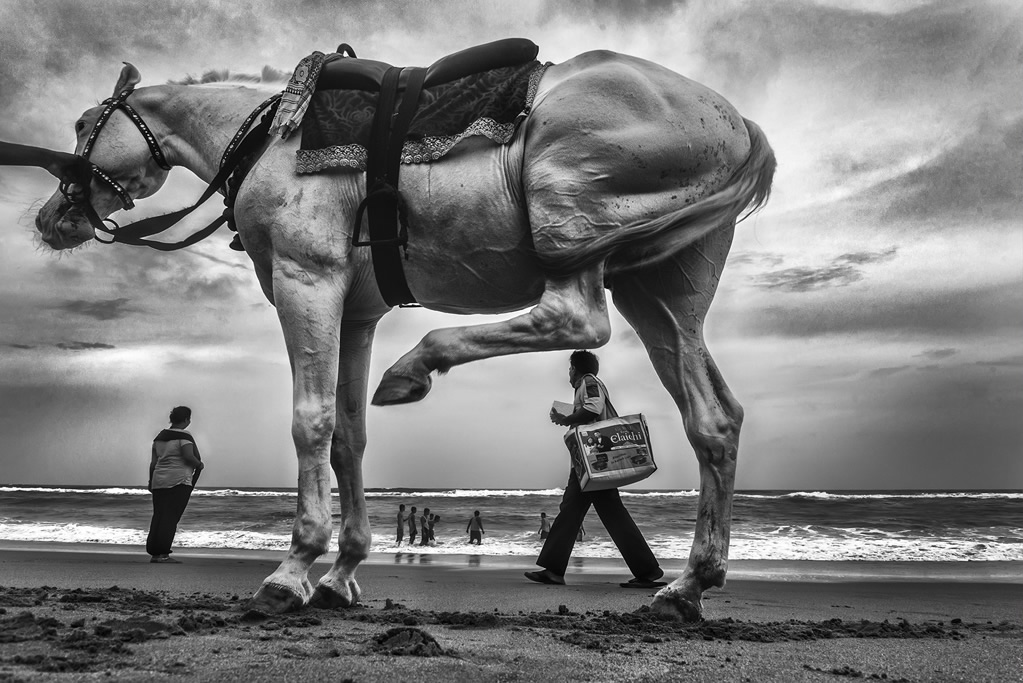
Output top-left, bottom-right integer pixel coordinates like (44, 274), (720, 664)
(524, 569), (565, 585)
(150, 555), (181, 564)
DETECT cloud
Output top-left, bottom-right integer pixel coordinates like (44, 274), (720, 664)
(743, 280), (1022, 338)
(916, 348), (958, 361)
(56, 297), (135, 320)
(55, 341), (115, 351)
(976, 354), (1023, 370)
(867, 366), (910, 378)
(542, 0), (688, 23)
(878, 115), (1023, 225)
(754, 247), (897, 292)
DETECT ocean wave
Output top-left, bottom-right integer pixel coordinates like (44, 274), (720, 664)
(738, 491), (1023, 501)
(364, 489), (568, 498)
(4, 522), (1022, 562)
(0, 487), (150, 496)
(4, 486), (1019, 501)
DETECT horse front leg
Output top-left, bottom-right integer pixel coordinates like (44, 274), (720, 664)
(373, 269), (611, 405)
(311, 317), (380, 608)
(611, 229), (742, 622)
(251, 262), (345, 613)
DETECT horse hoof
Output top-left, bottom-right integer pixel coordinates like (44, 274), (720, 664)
(372, 371), (432, 406)
(310, 579), (361, 609)
(250, 582), (307, 614)
(649, 588), (703, 623)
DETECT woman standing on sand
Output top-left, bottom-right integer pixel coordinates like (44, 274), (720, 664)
(146, 406), (204, 564)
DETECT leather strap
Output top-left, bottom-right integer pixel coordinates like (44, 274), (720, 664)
(87, 96), (280, 251)
(356, 66), (427, 306)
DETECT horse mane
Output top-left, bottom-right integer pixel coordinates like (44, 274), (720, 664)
(169, 66), (291, 86)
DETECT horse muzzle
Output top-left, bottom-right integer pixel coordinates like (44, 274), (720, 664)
(35, 194), (96, 250)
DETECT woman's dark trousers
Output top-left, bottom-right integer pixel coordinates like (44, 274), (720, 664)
(146, 484), (193, 557)
(537, 472), (659, 579)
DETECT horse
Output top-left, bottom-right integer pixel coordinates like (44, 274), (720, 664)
(33, 47), (775, 622)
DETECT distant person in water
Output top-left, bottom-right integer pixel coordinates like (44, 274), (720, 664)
(146, 406), (204, 564)
(577, 522), (585, 543)
(408, 506), (418, 546)
(538, 512), (551, 540)
(396, 504), (407, 545)
(419, 508), (431, 546)
(429, 515), (439, 545)
(466, 510), (485, 545)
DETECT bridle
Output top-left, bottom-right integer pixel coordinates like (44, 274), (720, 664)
(61, 83), (281, 250)
(62, 84), (171, 216)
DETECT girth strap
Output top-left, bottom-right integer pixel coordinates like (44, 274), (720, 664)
(354, 66), (427, 307)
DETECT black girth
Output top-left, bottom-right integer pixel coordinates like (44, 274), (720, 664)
(327, 37), (540, 307)
(352, 65), (428, 307)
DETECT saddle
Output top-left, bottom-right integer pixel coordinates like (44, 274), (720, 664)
(316, 38), (539, 307)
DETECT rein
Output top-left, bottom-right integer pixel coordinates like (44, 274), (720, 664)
(66, 88), (281, 251)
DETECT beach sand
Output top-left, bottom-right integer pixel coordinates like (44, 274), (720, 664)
(1, 544), (1020, 682)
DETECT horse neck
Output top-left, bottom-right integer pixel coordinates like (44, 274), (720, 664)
(133, 84), (278, 183)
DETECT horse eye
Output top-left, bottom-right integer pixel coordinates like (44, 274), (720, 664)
(75, 121), (86, 134)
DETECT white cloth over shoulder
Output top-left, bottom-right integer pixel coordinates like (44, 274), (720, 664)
(150, 429), (196, 490)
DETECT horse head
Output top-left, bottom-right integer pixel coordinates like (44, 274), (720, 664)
(35, 63), (172, 249)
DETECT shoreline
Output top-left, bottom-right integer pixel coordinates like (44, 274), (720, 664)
(1, 544), (1021, 681)
(2, 539), (1021, 583)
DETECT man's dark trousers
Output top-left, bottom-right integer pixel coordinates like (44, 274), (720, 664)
(537, 472), (659, 578)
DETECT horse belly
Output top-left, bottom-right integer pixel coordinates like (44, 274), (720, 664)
(399, 136), (543, 314)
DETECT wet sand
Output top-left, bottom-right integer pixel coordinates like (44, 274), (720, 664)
(1, 544), (1021, 681)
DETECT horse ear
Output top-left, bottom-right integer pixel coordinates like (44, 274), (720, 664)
(113, 62), (141, 96)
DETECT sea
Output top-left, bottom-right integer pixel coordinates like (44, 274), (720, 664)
(1, 487), (1022, 564)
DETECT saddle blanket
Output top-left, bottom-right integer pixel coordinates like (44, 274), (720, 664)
(294, 59), (548, 174)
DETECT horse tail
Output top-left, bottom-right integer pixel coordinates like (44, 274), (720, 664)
(541, 117), (776, 276)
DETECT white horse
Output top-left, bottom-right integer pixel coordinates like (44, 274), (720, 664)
(34, 48), (775, 621)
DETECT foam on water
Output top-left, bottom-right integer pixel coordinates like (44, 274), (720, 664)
(4, 522), (1021, 561)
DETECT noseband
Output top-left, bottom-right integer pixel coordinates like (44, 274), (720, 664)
(61, 85), (170, 215)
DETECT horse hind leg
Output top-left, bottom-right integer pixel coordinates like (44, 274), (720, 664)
(610, 226), (743, 622)
(310, 318), (380, 608)
(372, 267), (611, 405)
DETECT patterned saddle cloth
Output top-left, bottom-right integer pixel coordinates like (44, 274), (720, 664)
(287, 56), (547, 174)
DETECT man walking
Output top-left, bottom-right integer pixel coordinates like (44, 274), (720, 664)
(525, 350), (665, 589)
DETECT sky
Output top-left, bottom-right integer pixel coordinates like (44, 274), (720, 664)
(0, 0), (1020, 491)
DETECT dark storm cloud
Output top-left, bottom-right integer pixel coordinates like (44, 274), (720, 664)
(745, 280), (1022, 339)
(976, 354), (1023, 370)
(879, 116), (1023, 224)
(0, 0), (212, 142)
(757, 264), (862, 292)
(867, 366), (909, 378)
(541, 0), (687, 22)
(755, 247), (897, 292)
(689, 2), (1022, 96)
(55, 341), (115, 351)
(728, 252), (785, 268)
(916, 348), (958, 361)
(834, 248), (898, 266)
(691, 2), (1022, 230)
(56, 297), (134, 321)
